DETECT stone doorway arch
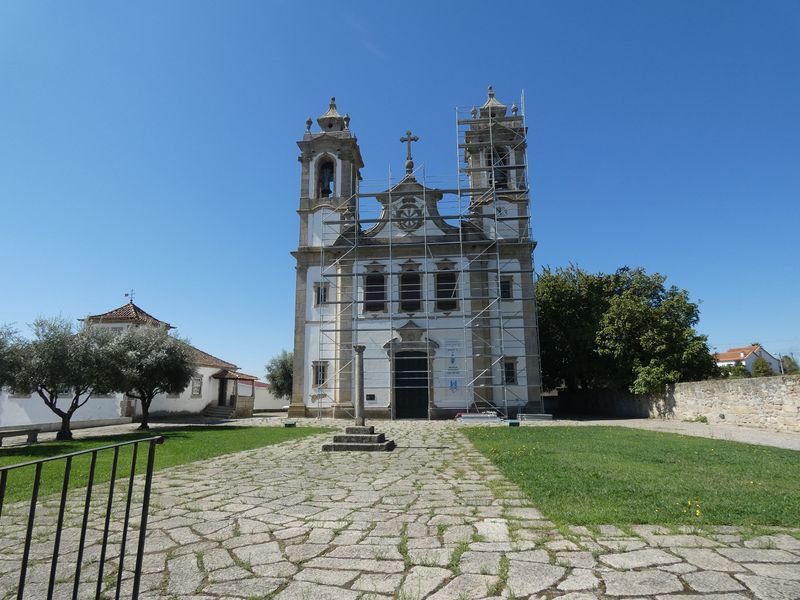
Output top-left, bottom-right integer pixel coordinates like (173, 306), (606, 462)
(383, 321), (439, 419)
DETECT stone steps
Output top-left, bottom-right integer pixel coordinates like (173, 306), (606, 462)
(333, 433), (385, 443)
(322, 440), (396, 452)
(204, 405), (235, 419)
(322, 425), (395, 452)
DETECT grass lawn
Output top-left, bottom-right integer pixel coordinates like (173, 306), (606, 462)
(464, 425), (800, 527)
(0, 425), (331, 504)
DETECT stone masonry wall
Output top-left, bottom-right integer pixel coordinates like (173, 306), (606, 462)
(557, 375), (800, 433)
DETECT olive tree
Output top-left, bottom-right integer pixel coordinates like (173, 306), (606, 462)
(113, 325), (195, 430)
(265, 350), (293, 400)
(10, 318), (117, 440)
(0, 325), (21, 389)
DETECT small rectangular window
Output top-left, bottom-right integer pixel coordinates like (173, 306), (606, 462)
(364, 273), (386, 312)
(500, 277), (513, 300)
(191, 376), (203, 397)
(366, 394), (376, 402)
(436, 271), (458, 311)
(400, 272), (422, 312)
(312, 361), (328, 387)
(503, 359), (517, 385)
(314, 283), (329, 306)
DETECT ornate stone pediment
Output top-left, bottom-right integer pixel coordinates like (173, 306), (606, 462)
(383, 320), (439, 356)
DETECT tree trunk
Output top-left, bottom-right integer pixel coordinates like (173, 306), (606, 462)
(56, 414), (73, 441)
(138, 398), (151, 430)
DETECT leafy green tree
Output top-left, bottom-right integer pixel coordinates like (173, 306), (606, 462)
(719, 361), (750, 379)
(596, 268), (718, 393)
(536, 265), (717, 394)
(265, 350), (293, 400)
(535, 266), (616, 390)
(0, 325), (21, 388)
(113, 325), (196, 430)
(751, 356), (775, 377)
(780, 355), (799, 375)
(10, 318), (117, 440)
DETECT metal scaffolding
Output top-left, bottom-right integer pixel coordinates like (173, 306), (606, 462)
(309, 89), (542, 419)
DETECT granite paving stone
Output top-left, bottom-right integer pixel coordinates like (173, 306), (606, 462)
(602, 570), (683, 596)
(684, 569), (746, 592)
(735, 574), (800, 600)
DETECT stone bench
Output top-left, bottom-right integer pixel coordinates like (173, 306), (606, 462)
(0, 428), (41, 447)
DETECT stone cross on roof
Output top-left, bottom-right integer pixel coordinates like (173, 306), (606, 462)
(400, 129), (419, 175)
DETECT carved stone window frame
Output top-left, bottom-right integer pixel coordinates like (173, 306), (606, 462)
(434, 259), (458, 313)
(500, 275), (514, 300)
(503, 357), (518, 385)
(312, 361), (329, 387)
(363, 262), (387, 314)
(314, 282), (330, 306)
(399, 260), (423, 314)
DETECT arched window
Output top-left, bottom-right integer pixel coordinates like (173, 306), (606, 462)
(317, 157), (336, 198)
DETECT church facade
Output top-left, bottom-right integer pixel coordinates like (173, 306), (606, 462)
(289, 88), (542, 419)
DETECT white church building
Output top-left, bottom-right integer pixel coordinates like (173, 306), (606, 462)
(289, 89), (543, 419)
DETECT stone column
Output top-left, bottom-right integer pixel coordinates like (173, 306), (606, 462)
(353, 344), (366, 426)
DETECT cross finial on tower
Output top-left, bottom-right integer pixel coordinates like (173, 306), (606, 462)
(400, 129), (420, 175)
(124, 288), (135, 303)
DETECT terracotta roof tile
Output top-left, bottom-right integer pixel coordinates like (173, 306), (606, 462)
(714, 345), (760, 362)
(190, 345), (238, 370)
(85, 301), (174, 329)
(211, 369), (256, 380)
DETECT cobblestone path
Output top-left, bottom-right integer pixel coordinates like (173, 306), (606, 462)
(1, 421), (799, 599)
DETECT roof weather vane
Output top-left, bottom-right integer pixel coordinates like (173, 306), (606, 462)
(124, 289), (135, 303)
(400, 129), (419, 175)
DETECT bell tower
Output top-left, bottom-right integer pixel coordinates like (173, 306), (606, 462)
(289, 97), (365, 419)
(463, 86), (529, 240)
(296, 97), (364, 248)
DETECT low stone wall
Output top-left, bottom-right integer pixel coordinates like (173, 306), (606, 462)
(557, 375), (800, 433)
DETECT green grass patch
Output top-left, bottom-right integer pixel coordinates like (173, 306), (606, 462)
(463, 426), (800, 527)
(0, 425), (331, 503)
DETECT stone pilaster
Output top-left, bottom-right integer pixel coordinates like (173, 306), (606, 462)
(518, 252), (542, 411)
(288, 262), (308, 418)
(469, 257), (494, 407)
(332, 260), (354, 418)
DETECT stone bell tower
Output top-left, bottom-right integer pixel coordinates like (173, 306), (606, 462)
(295, 97), (364, 247)
(289, 98), (365, 418)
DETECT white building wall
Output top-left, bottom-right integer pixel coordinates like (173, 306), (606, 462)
(140, 365), (219, 416)
(0, 389), (124, 428)
(254, 385), (284, 410)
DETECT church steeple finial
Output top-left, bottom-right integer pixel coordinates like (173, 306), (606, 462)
(480, 84), (507, 117)
(316, 96), (345, 131)
(400, 129), (420, 175)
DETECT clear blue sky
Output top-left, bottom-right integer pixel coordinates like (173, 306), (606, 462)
(1, 1), (798, 377)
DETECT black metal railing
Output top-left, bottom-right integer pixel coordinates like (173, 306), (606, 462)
(0, 436), (164, 599)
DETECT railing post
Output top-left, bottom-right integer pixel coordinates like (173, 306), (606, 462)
(131, 437), (163, 599)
